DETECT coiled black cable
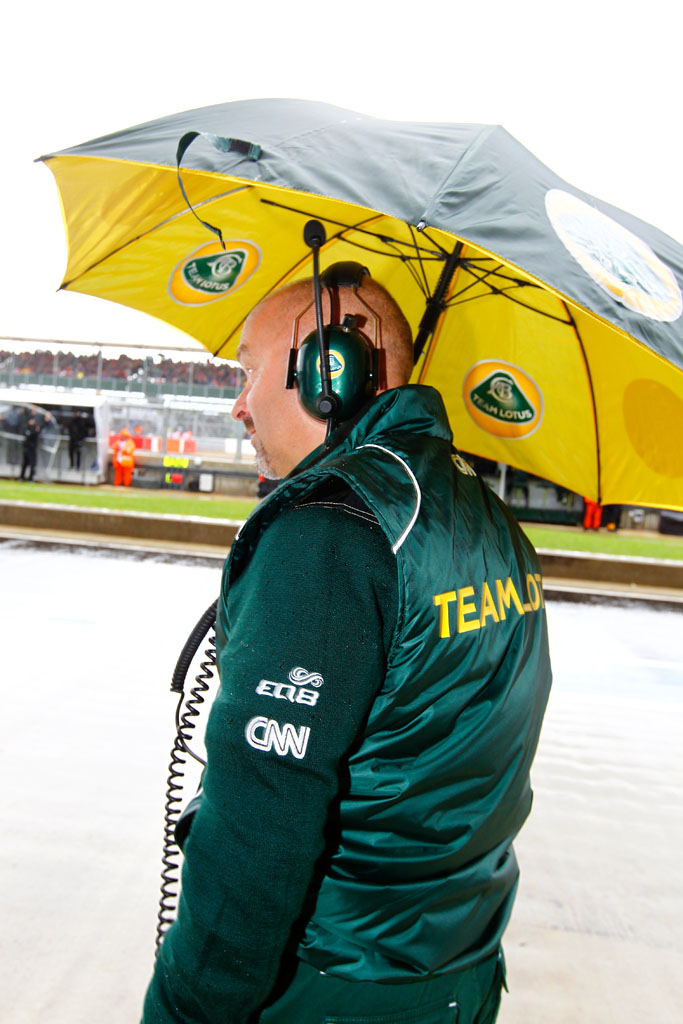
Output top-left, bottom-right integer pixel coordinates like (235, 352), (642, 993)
(155, 598), (219, 955)
(171, 599), (218, 694)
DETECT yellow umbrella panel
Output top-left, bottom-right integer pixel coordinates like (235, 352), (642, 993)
(49, 155), (432, 351)
(45, 153), (683, 511)
(415, 238), (683, 510)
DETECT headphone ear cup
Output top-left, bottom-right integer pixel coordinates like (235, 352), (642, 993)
(296, 326), (375, 420)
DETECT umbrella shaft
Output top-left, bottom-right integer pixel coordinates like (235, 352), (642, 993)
(413, 242), (463, 362)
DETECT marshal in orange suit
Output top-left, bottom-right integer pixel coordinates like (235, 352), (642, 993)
(112, 428), (136, 487)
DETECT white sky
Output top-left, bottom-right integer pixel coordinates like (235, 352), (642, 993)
(1, 0), (681, 356)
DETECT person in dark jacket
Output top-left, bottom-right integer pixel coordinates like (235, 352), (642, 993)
(142, 276), (552, 1024)
(67, 412), (86, 469)
(19, 410), (44, 480)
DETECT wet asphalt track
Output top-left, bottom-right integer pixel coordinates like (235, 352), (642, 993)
(1, 540), (681, 1024)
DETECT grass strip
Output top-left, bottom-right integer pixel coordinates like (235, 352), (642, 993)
(0, 481), (258, 521)
(2, 480), (683, 561)
(522, 525), (683, 562)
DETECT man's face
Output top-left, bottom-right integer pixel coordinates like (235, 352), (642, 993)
(232, 292), (326, 479)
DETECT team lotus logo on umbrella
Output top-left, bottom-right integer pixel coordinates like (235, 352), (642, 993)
(168, 240), (261, 305)
(545, 190), (682, 323)
(464, 361), (543, 439)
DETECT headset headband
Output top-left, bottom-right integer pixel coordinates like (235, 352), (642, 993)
(285, 224), (380, 430)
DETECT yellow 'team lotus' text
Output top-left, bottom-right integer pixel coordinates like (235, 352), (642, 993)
(433, 574), (545, 639)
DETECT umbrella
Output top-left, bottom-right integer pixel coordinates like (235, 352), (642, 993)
(38, 99), (683, 510)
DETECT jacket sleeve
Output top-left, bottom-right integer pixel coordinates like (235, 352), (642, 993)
(142, 502), (398, 1024)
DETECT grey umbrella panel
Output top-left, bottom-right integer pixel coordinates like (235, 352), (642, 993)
(40, 98), (683, 371)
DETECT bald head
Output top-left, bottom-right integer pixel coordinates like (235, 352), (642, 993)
(232, 274), (414, 478)
(245, 274), (414, 389)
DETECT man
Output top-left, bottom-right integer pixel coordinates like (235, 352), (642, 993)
(19, 408), (47, 481)
(143, 275), (551, 1023)
(67, 412), (86, 470)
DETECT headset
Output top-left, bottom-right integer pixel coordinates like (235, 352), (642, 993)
(285, 221), (384, 428)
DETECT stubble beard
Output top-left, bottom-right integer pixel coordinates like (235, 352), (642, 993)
(253, 438), (279, 479)
(245, 417), (279, 479)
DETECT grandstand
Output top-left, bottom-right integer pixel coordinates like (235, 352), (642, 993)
(0, 342), (255, 493)
(1, 343), (653, 529)
(0, 347), (245, 400)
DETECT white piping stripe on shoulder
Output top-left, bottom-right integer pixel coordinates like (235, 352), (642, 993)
(293, 501), (377, 524)
(357, 444), (422, 554)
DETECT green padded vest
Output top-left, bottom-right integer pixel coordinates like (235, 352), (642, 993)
(222, 385), (552, 981)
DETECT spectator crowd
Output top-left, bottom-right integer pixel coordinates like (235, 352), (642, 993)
(0, 350), (245, 389)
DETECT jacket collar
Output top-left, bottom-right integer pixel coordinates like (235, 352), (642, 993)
(229, 386), (450, 578)
(294, 384), (452, 477)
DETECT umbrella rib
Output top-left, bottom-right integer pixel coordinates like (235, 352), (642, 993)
(445, 284), (573, 325)
(453, 259), (546, 297)
(400, 255), (430, 298)
(414, 226), (451, 257)
(439, 249), (577, 322)
(259, 198), (444, 258)
(444, 261), (508, 302)
(377, 233), (430, 298)
(333, 235), (440, 262)
(562, 301), (602, 503)
(59, 186), (251, 288)
(407, 223), (432, 297)
(404, 240), (569, 314)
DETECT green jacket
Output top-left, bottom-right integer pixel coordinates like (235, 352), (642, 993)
(143, 385), (551, 1023)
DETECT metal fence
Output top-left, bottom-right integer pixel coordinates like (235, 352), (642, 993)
(0, 371), (242, 402)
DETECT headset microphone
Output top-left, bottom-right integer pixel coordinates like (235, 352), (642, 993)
(305, 220), (341, 421)
(286, 221), (381, 430)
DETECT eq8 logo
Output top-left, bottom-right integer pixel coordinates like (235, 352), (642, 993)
(256, 666), (324, 707)
(245, 717), (311, 760)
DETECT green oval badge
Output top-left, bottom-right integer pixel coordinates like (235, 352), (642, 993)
(169, 240), (261, 305)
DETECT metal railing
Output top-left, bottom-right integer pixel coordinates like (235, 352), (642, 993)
(0, 371), (241, 401)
